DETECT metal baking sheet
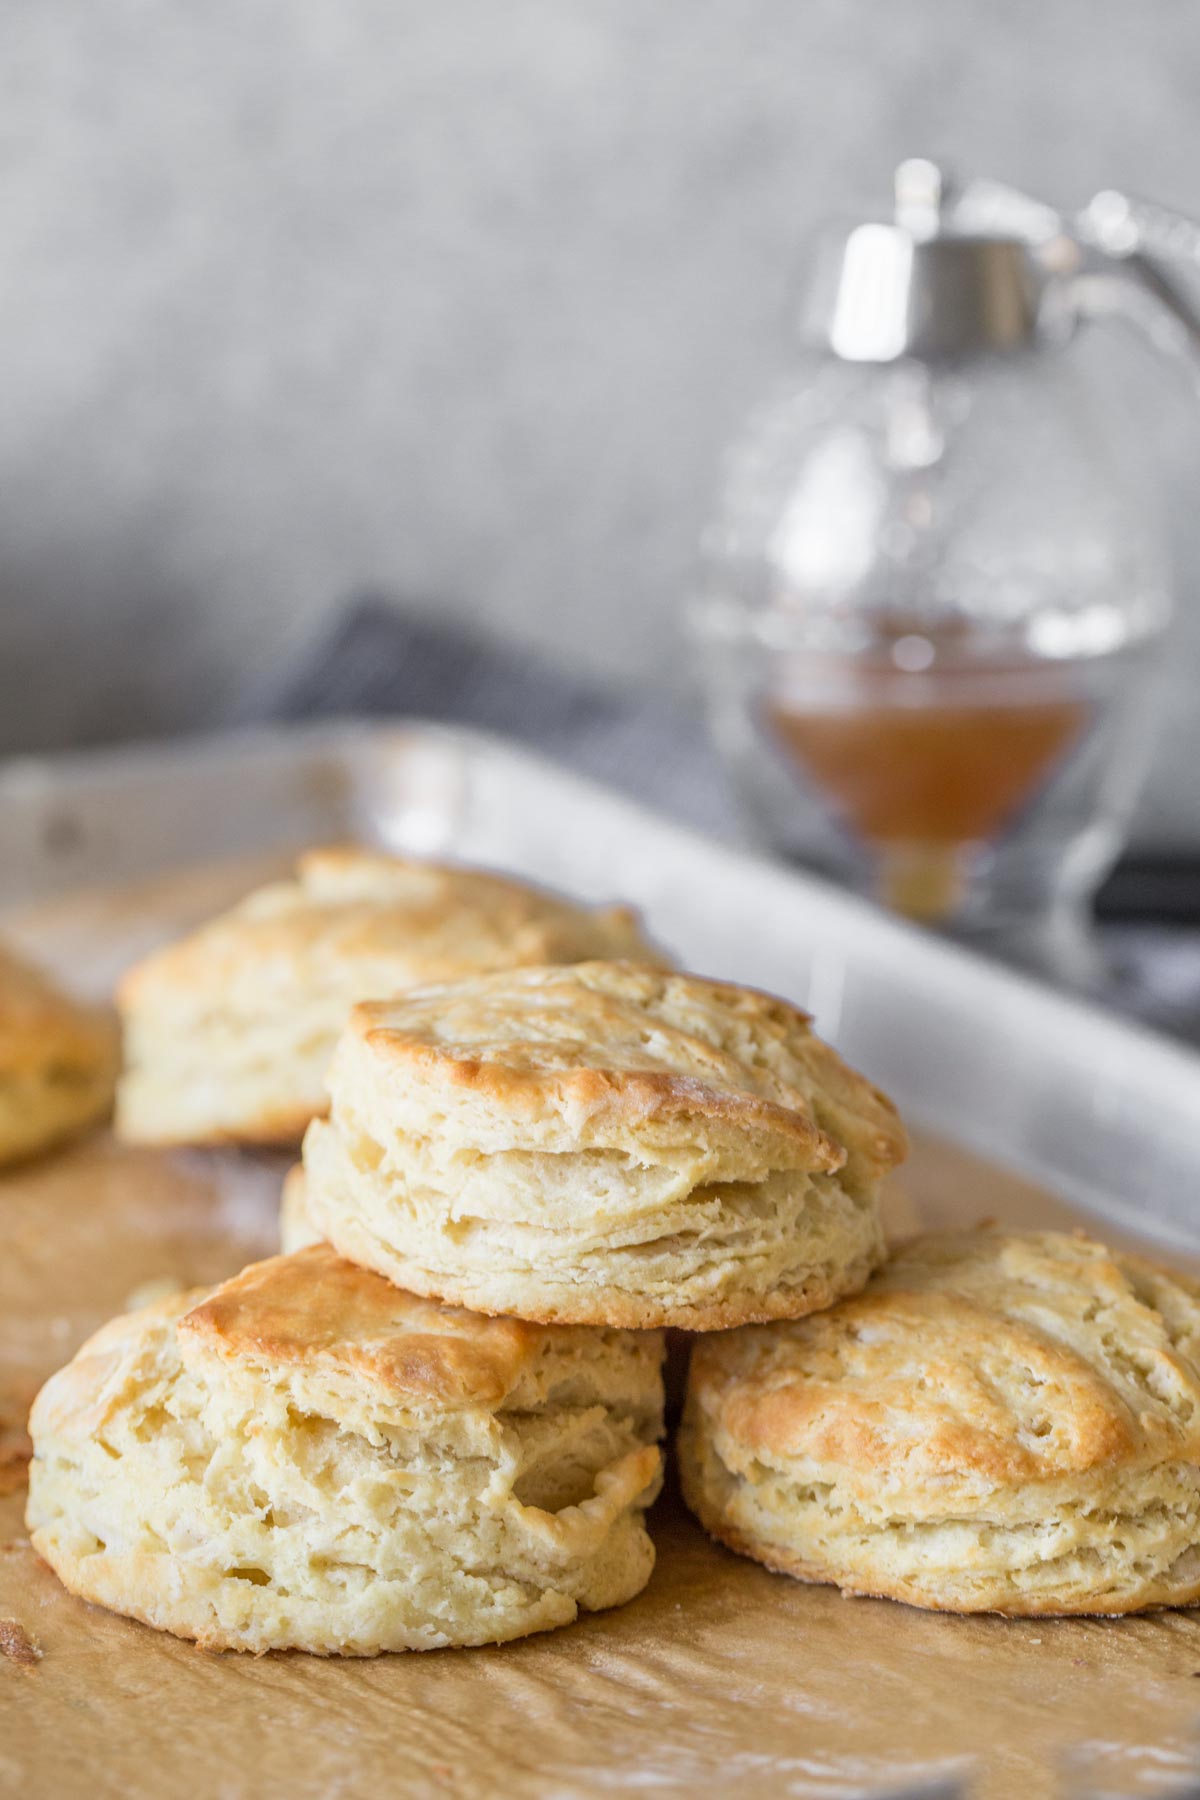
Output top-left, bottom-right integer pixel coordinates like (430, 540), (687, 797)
(5, 720), (1200, 1255)
(4, 720), (1200, 1799)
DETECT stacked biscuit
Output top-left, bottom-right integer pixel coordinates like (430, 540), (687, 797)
(23, 844), (1200, 1649)
(281, 959), (903, 1329)
(679, 1228), (1200, 1615)
(24, 848), (908, 1651)
(27, 1249), (666, 1653)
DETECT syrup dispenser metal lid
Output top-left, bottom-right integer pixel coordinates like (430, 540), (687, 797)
(799, 159), (1043, 361)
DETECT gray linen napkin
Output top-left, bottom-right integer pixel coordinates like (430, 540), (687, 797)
(253, 597), (743, 841)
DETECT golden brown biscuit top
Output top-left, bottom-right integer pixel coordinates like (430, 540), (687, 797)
(0, 943), (117, 1081)
(179, 1243), (570, 1407)
(117, 848), (662, 1014)
(350, 962), (905, 1177)
(690, 1229), (1200, 1485)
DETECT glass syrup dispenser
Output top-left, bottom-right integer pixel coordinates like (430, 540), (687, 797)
(690, 163), (1200, 962)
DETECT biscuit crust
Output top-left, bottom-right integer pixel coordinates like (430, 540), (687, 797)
(182, 1244), (603, 1410)
(27, 1245), (665, 1654)
(297, 962), (904, 1330)
(114, 848), (664, 1148)
(0, 945), (117, 1167)
(680, 1228), (1200, 1615)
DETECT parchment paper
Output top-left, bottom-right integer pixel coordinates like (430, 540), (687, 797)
(3, 862), (1200, 1799)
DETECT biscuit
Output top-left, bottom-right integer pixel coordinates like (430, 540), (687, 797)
(27, 1243), (664, 1654)
(115, 847), (662, 1147)
(0, 944), (117, 1167)
(680, 1227), (1200, 1615)
(295, 962), (904, 1330)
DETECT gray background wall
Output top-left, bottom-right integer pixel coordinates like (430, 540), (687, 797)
(2, 0), (1198, 839)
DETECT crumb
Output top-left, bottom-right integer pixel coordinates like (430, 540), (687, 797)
(0, 1619), (41, 1667)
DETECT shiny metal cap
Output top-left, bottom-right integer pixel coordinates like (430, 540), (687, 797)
(799, 160), (1042, 361)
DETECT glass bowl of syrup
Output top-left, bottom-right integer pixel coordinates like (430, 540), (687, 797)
(689, 348), (1170, 959)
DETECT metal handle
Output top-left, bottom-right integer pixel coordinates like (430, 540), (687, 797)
(1082, 189), (1200, 266)
(956, 177), (1200, 377)
(1074, 189), (1200, 365)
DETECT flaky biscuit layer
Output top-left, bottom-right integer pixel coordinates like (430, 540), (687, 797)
(298, 962), (904, 1329)
(27, 1245), (664, 1653)
(681, 1227), (1200, 1615)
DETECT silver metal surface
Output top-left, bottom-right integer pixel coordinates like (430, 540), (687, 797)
(800, 159), (1042, 359)
(802, 161), (1200, 371)
(4, 720), (1200, 1252)
(957, 173), (1200, 375)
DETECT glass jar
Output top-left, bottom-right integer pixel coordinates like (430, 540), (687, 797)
(687, 167), (1183, 965)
